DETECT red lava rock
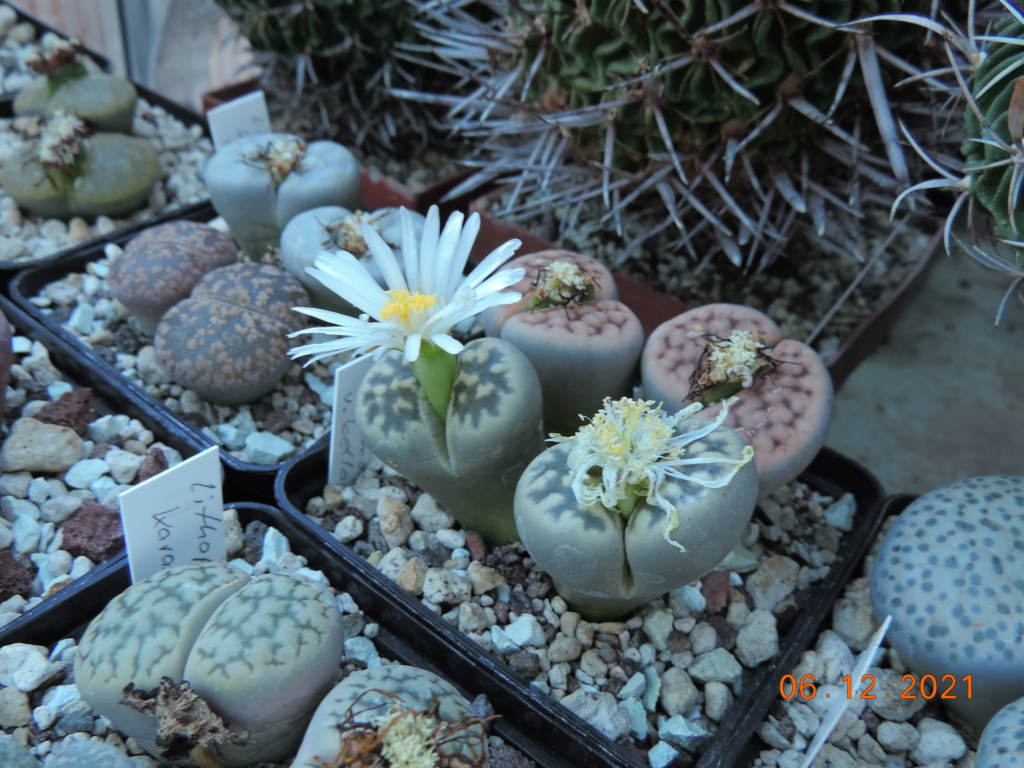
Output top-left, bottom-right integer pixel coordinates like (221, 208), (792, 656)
(90, 442), (112, 459)
(701, 570), (732, 614)
(464, 531), (487, 561)
(62, 501), (124, 562)
(33, 388), (98, 437)
(261, 408), (292, 435)
(0, 549), (36, 601)
(136, 446), (169, 482)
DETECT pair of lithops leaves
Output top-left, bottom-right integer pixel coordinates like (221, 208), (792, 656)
(203, 132), (362, 258)
(74, 561), (488, 767)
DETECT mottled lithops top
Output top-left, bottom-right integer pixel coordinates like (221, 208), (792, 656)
(977, 695), (1024, 768)
(153, 262), (309, 406)
(481, 249), (617, 337)
(870, 476), (1024, 731)
(74, 562), (346, 767)
(292, 666), (488, 768)
(500, 299), (644, 435)
(109, 220), (239, 332)
(641, 303), (832, 497)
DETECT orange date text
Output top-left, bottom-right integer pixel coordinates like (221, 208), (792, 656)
(779, 673), (972, 700)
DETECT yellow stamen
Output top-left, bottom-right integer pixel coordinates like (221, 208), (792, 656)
(380, 289), (438, 323)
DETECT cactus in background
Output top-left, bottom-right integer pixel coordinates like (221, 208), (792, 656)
(891, 1), (1024, 322)
(212, 0), (457, 152)
(405, 0), (955, 272)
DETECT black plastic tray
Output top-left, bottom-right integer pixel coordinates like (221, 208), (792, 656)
(729, 494), (913, 767)
(0, 294), (208, 642)
(0, 501), (577, 768)
(0, 2), (113, 108)
(274, 442), (887, 768)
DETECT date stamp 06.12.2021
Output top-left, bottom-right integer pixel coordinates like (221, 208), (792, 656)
(779, 674), (973, 701)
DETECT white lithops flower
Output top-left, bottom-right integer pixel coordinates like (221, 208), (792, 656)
(551, 397), (755, 548)
(289, 205), (525, 365)
(36, 110), (86, 167)
(704, 329), (767, 388)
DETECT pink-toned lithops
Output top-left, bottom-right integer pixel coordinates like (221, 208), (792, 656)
(641, 303), (832, 496)
(480, 249), (617, 337)
(501, 298), (644, 435)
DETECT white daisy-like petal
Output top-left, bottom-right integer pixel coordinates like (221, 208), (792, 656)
(289, 205), (523, 366)
(464, 240), (523, 288)
(445, 211), (481, 296)
(404, 334), (422, 362)
(400, 208), (420, 290)
(417, 207), (441, 295)
(434, 211), (465, 297)
(432, 334), (464, 354)
(360, 222), (408, 292)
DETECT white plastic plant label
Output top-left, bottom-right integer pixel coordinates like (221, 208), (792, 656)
(118, 445), (225, 584)
(207, 90), (272, 150)
(330, 355), (375, 487)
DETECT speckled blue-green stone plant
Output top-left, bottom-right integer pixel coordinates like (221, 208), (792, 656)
(515, 397), (758, 620)
(871, 475), (1024, 732)
(290, 206), (541, 545)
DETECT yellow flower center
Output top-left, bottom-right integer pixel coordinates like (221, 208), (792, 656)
(380, 289), (438, 324)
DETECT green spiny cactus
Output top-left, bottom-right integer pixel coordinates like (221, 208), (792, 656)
(893, 1), (1024, 322)
(212, 0), (454, 151)
(409, 0), (955, 270)
(963, 16), (1024, 244)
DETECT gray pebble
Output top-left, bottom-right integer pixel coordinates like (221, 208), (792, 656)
(736, 609), (778, 667)
(688, 648), (742, 684)
(659, 667), (698, 716)
(560, 690), (630, 740)
(910, 717), (966, 763)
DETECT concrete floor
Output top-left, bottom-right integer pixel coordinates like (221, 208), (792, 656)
(23, 0), (1024, 499)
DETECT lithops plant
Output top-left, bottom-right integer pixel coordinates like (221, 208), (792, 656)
(641, 303), (832, 497)
(154, 262), (309, 406)
(359, 338), (543, 545)
(977, 695), (1024, 768)
(74, 561), (346, 767)
(109, 220), (239, 333)
(280, 205), (426, 314)
(870, 475), (1024, 732)
(515, 397), (757, 619)
(292, 666), (490, 768)
(480, 249), (617, 337)
(289, 206), (537, 545)
(0, 111), (161, 220)
(13, 35), (136, 133)
(483, 251), (642, 436)
(203, 132), (361, 257)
